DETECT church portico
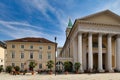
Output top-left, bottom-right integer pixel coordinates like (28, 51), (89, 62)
(76, 32), (117, 72)
(59, 10), (120, 73)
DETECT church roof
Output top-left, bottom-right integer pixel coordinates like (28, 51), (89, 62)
(67, 18), (73, 28)
(78, 10), (120, 21)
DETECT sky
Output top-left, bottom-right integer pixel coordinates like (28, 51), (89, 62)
(0, 0), (120, 47)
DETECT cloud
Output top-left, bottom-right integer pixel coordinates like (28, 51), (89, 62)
(3, 0), (120, 47)
(19, 0), (67, 46)
(0, 20), (42, 37)
(0, 20), (64, 46)
(21, 0), (68, 31)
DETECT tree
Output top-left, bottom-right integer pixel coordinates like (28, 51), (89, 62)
(0, 66), (3, 73)
(64, 61), (73, 72)
(74, 62), (81, 73)
(46, 60), (54, 71)
(64, 61), (70, 72)
(15, 66), (20, 72)
(6, 66), (12, 73)
(29, 61), (37, 71)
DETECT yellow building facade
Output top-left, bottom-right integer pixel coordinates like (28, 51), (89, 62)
(6, 37), (56, 71)
(0, 41), (6, 69)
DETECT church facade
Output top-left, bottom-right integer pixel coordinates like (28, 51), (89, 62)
(58, 10), (120, 72)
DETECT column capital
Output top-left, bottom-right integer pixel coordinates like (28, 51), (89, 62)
(107, 34), (114, 37)
(78, 32), (82, 35)
(98, 33), (103, 37)
(88, 32), (93, 35)
(117, 35), (120, 38)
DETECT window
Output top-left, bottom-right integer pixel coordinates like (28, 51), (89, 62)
(39, 46), (42, 49)
(21, 63), (24, 69)
(12, 45), (15, 48)
(48, 46), (51, 50)
(48, 52), (51, 59)
(30, 52), (33, 59)
(39, 64), (42, 69)
(93, 42), (106, 48)
(12, 52), (15, 58)
(12, 63), (15, 67)
(30, 45), (33, 49)
(39, 52), (42, 59)
(21, 52), (24, 59)
(21, 45), (24, 49)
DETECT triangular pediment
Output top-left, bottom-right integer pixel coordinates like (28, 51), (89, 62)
(79, 10), (120, 24)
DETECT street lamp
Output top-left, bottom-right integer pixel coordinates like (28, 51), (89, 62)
(54, 37), (57, 76)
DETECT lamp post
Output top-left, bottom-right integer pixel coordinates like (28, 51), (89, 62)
(54, 37), (57, 76)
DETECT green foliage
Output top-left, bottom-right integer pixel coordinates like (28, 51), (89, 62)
(0, 66), (3, 73)
(6, 66), (12, 73)
(29, 61), (37, 71)
(74, 62), (81, 71)
(15, 66), (20, 72)
(64, 61), (73, 72)
(46, 60), (54, 70)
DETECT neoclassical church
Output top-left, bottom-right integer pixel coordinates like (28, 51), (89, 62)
(57, 10), (120, 72)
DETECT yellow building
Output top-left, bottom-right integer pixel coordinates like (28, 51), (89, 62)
(5, 37), (56, 71)
(58, 10), (120, 72)
(0, 41), (6, 69)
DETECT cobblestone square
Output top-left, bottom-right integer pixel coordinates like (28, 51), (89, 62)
(0, 73), (120, 80)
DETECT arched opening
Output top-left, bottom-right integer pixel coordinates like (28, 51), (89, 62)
(56, 61), (64, 72)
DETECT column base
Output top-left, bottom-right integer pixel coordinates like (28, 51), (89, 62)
(115, 68), (120, 72)
(98, 69), (104, 72)
(79, 69), (84, 73)
(108, 69), (114, 73)
(88, 69), (93, 73)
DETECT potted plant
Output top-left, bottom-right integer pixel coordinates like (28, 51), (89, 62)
(29, 61), (37, 75)
(14, 66), (20, 75)
(74, 62), (81, 74)
(0, 66), (3, 73)
(46, 60), (54, 75)
(64, 61), (71, 74)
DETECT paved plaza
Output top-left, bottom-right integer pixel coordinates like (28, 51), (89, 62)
(0, 73), (120, 80)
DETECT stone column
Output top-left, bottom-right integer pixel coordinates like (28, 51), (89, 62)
(98, 34), (104, 72)
(83, 39), (87, 70)
(73, 39), (77, 63)
(107, 34), (113, 72)
(116, 35), (120, 71)
(88, 33), (93, 72)
(78, 33), (84, 72)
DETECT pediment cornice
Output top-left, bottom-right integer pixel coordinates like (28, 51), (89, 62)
(78, 20), (120, 27)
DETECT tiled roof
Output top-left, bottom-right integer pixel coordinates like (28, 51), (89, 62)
(5, 37), (55, 43)
(0, 41), (6, 49)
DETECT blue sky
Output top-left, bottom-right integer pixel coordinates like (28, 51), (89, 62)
(0, 0), (120, 47)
